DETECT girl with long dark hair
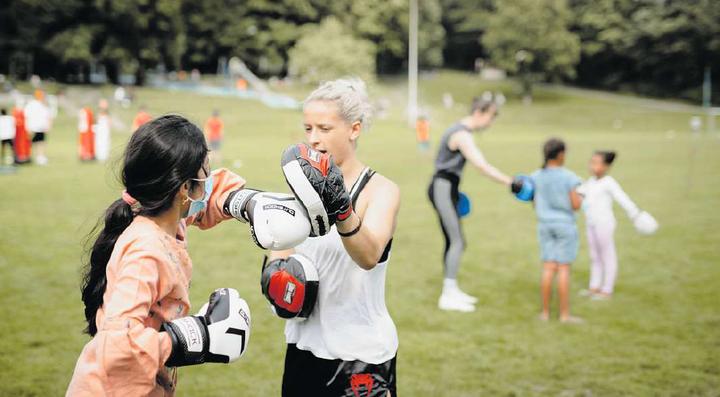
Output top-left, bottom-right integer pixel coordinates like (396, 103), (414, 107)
(66, 114), (310, 396)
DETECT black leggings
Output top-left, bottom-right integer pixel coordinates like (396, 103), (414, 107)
(428, 173), (465, 279)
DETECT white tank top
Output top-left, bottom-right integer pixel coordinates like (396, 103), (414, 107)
(285, 168), (398, 364)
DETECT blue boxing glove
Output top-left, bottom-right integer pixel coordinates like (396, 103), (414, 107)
(511, 175), (534, 202)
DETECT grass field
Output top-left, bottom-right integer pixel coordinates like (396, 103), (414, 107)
(0, 71), (718, 396)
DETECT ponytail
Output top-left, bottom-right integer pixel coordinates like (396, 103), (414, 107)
(81, 199), (134, 335)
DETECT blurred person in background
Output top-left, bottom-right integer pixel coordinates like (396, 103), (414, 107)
(416, 114), (430, 152)
(0, 108), (16, 165)
(78, 104), (95, 161)
(531, 138), (583, 323)
(428, 94), (513, 312)
(132, 105), (152, 132)
(25, 89), (52, 165)
(12, 98), (31, 164)
(577, 151), (648, 300)
(204, 109), (224, 166)
(94, 99), (111, 162)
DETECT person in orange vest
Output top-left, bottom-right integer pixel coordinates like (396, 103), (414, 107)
(13, 100), (31, 164)
(416, 115), (431, 152)
(204, 109), (224, 166)
(131, 105), (152, 133)
(78, 105), (95, 161)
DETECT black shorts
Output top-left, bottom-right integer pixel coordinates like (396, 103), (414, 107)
(282, 344), (397, 397)
(1, 139), (13, 147)
(32, 132), (46, 142)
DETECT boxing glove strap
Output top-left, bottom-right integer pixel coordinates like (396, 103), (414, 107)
(224, 189), (260, 223)
(162, 316), (209, 367)
(336, 204), (353, 222)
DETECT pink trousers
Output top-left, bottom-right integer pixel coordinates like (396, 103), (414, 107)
(586, 223), (618, 294)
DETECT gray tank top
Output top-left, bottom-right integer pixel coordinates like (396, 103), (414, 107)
(434, 123), (469, 178)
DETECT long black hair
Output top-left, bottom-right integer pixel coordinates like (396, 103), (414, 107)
(81, 115), (208, 335)
(543, 138), (566, 168)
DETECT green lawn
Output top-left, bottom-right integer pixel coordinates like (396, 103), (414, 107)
(0, 71), (718, 396)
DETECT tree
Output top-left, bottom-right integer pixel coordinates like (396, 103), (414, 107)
(96, 0), (185, 84)
(440, 0), (493, 69)
(288, 17), (376, 84)
(181, 0), (328, 77)
(335, 0), (445, 73)
(481, 0), (580, 99)
(45, 25), (97, 75)
(571, 0), (720, 103)
(1, 0), (90, 80)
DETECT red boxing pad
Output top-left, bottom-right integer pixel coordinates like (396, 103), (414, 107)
(268, 270), (306, 314)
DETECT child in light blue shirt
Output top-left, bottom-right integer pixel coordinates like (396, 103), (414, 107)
(531, 138), (584, 323)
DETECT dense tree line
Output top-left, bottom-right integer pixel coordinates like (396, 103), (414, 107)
(0, 0), (717, 103)
(441, 0), (719, 103)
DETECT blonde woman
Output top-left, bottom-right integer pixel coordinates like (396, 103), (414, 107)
(271, 78), (400, 396)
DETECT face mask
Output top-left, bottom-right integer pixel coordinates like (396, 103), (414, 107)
(186, 174), (213, 218)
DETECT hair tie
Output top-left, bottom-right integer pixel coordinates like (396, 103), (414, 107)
(121, 190), (142, 214)
(121, 190), (138, 206)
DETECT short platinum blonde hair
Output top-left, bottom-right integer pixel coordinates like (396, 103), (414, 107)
(304, 77), (373, 131)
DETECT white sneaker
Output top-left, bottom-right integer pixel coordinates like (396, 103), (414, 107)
(455, 289), (478, 304)
(591, 293), (612, 301)
(438, 293), (475, 312)
(442, 283), (478, 304)
(36, 155), (48, 166)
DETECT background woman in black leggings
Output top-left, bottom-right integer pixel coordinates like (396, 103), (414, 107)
(429, 95), (513, 312)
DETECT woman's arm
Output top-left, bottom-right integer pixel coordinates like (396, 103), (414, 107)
(452, 131), (512, 185)
(336, 176), (400, 270)
(190, 168), (246, 229)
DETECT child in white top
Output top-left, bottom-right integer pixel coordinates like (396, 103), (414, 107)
(0, 108), (16, 164)
(578, 151), (639, 299)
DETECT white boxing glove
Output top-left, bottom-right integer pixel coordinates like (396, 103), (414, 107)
(224, 189), (311, 250)
(163, 288), (251, 367)
(633, 211), (659, 235)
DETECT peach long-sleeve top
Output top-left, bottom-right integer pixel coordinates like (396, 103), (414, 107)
(66, 168), (245, 397)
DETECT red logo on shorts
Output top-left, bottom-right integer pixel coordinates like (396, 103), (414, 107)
(350, 373), (373, 397)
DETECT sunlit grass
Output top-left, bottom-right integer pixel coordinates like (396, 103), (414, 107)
(0, 71), (717, 396)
